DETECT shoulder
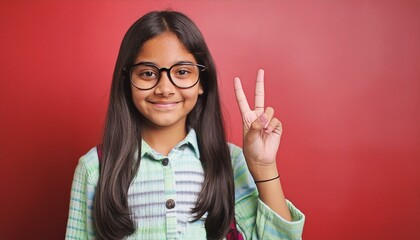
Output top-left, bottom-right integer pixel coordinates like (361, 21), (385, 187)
(227, 143), (257, 201)
(227, 142), (242, 154)
(78, 147), (100, 169)
(227, 142), (245, 166)
(74, 147), (100, 185)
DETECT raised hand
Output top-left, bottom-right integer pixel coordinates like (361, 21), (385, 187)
(234, 69), (282, 177)
(234, 69), (293, 221)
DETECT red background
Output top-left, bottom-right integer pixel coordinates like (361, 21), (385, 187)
(1, 1), (419, 239)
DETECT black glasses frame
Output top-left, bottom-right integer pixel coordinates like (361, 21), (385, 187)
(124, 62), (207, 90)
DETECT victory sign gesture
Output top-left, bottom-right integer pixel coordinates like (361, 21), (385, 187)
(234, 69), (282, 180)
(234, 69), (292, 221)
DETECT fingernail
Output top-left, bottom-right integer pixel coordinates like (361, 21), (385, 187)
(259, 114), (268, 126)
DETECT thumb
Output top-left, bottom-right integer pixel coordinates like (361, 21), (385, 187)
(248, 113), (268, 137)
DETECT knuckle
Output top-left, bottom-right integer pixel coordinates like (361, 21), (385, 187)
(255, 89), (264, 95)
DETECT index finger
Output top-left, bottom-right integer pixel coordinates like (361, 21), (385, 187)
(234, 77), (252, 114)
(254, 69), (265, 115)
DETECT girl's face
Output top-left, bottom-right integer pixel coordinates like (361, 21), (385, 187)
(131, 32), (203, 131)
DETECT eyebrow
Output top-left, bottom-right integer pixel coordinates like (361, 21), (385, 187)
(134, 60), (196, 67)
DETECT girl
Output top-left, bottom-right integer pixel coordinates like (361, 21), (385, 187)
(66, 11), (304, 240)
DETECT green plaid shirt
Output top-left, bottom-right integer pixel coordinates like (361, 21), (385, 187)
(66, 129), (304, 239)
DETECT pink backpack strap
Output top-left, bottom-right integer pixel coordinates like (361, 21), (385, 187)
(226, 218), (243, 240)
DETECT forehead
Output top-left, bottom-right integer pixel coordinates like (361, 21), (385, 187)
(135, 32), (196, 65)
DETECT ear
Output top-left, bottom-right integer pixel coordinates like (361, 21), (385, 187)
(198, 83), (204, 95)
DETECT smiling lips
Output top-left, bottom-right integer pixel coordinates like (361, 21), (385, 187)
(148, 100), (180, 108)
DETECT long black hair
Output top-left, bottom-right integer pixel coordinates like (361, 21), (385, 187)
(93, 11), (234, 240)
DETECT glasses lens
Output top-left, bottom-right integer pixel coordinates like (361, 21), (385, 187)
(130, 64), (159, 89)
(170, 64), (201, 88)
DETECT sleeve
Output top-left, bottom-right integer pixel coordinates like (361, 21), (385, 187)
(65, 150), (99, 240)
(230, 144), (305, 240)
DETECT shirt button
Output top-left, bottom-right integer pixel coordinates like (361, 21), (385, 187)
(166, 199), (175, 209)
(162, 158), (169, 166)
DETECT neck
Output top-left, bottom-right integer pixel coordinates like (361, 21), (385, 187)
(141, 123), (188, 156)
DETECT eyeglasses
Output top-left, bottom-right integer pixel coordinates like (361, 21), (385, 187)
(125, 62), (206, 90)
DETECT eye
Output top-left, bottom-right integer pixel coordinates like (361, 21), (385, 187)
(141, 70), (157, 78)
(132, 66), (159, 80)
(172, 65), (195, 79)
(177, 69), (190, 75)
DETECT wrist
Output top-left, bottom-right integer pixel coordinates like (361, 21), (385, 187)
(248, 163), (279, 182)
(255, 175), (279, 184)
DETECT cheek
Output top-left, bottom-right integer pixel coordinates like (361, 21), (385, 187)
(184, 91), (201, 105)
(131, 89), (147, 110)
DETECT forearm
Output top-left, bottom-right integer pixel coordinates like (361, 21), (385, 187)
(251, 165), (292, 221)
(232, 144), (305, 239)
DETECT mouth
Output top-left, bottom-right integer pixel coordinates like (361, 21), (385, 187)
(148, 100), (180, 108)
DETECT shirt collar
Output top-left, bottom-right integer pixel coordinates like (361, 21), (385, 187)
(140, 128), (200, 159)
(179, 128), (200, 158)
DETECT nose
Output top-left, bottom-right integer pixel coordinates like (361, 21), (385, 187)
(154, 70), (175, 97)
